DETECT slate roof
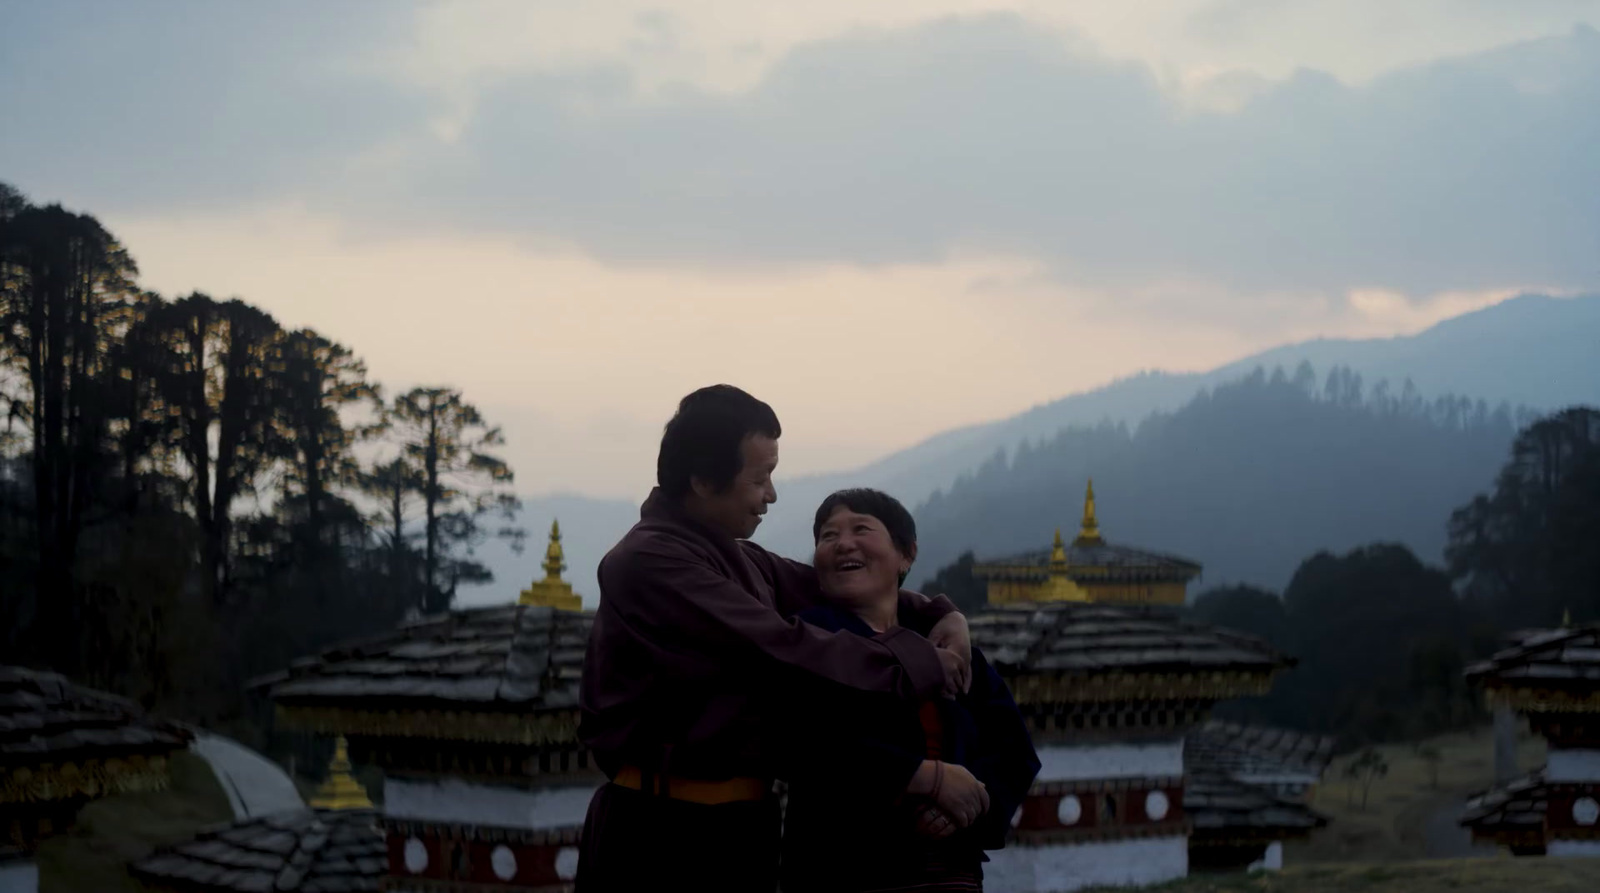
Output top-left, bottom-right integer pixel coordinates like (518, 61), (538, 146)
(1185, 772), (1328, 836)
(1460, 771), (1547, 834)
(257, 605), (591, 713)
(131, 808), (384, 893)
(969, 603), (1290, 676)
(1186, 721), (1335, 781)
(977, 541), (1202, 581)
(1464, 626), (1600, 690)
(0, 666), (191, 770)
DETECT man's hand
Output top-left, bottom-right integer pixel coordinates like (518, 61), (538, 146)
(937, 647), (969, 699)
(929, 612), (972, 694)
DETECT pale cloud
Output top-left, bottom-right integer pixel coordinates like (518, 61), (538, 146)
(110, 204), (1526, 497)
(338, 15), (1600, 298)
(389, 0), (1600, 98)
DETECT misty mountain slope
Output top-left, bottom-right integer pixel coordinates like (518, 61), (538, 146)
(750, 293), (1600, 561)
(910, 371), (1522, 595)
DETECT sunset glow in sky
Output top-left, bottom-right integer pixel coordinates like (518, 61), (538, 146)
(5, 0), (1598, 498)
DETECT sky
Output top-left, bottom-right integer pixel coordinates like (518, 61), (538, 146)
(4, 0), (1599, 499)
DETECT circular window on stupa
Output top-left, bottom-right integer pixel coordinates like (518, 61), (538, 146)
(1057, 794), (1083, 826)
(1145, 790), (1170, 821)
(491, 845), (517, 881)
(403, 838), (428, 874)
(1574, 797), (1600, 826)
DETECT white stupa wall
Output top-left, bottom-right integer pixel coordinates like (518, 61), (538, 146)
(384, 776), (599, 830)
(1546, 748), (1600, 783)
(1034, 739), (1184, 783)
(986, 835), (1188, 893)
(383, 776), (599, 888)
(991, 737), (1189, 892)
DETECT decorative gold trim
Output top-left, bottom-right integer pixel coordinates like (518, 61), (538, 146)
(1009, 671), (1278, 705)
(1, 754), (170, 804)
(277, 705), (581, 746)
(1484, 687), (1600, 714)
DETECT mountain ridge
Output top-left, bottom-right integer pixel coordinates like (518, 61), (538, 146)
(463, 293), (1600, 604)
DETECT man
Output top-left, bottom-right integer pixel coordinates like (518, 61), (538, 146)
(576, 385), (987, 891)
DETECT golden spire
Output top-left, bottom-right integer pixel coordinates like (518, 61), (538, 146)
(1074, 479), (1104, 546)
(1563, 608), (1573, 629)
(543, 519), (566, 581)
(1042, 527), (1088, 601)
(520, 519), (582, 610)
(308, 737), (372, 810)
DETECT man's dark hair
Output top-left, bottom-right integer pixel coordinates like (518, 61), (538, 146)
(813, 488), (918, 560)
(657, 385), (781, 499)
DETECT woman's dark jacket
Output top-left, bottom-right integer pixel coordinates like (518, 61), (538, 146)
(777, 604), (1041, 890)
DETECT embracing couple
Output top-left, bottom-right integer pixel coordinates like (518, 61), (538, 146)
(576, 385), (1040, 892)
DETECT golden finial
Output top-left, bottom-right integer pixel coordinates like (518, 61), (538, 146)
(1074, 479), (1104, 546)
(308, 736), (372, 810)
(543, 519), (566, 582)
(1042, 527), (1089, 601)
(520, 519), (582, 610)
(1563, 608), (1573, 629)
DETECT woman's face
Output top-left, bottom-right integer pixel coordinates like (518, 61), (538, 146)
(814, 506), (911, 604)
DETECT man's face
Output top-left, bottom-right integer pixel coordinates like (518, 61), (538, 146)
(691, 434), (778, 540)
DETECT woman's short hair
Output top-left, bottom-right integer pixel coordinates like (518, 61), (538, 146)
(656, 385), (781, 499)
(812, 488), (917, 558)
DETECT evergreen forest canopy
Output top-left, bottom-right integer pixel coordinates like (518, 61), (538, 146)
(913, 364), (1534, 594)
(0, 182), (524, 736)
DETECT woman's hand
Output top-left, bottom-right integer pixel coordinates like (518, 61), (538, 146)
(906, 760), (989, 828)
(933, 762), (989, 827)
(928, 613), (972, 694)
(914, 803), (958, 839)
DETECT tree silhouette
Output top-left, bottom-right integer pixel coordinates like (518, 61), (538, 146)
(918, 550), (985, 613)
(144, 294), (288, 603)
(1448, 407), (1600, 629)
(357, 454), (426, 596)
(1343, 747), (1389, 809)
(0, 199), (137, 671)
(274, 328), (381, 553)
(1190, 585), (1288, 646)
(388, 387), (521, 613)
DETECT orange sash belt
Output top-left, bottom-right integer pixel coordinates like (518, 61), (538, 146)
(611, 765), (772, 805)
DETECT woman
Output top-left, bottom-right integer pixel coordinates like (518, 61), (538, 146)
(779, 488), (1041, 892)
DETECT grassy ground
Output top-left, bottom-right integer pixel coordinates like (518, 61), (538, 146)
(34, 751), (236, 893)
(1288, 725), (1545, 864)
(1092, 859), (1600, 893)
